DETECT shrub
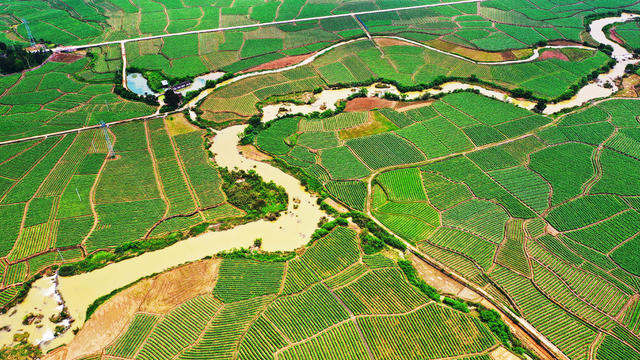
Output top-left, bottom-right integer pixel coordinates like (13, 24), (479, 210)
(397, 259), (440, 301)
(443, 297), (469, 313)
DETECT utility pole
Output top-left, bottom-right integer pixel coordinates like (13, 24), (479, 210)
(21, 18), (36, 46)
(100, 121), (116, 158)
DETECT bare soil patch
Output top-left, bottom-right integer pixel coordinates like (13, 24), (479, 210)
(609, 27), (624, 45)
(57, 279), (153, 360)
(375, 37), (420, 48)
(539, 50), (569, 61)
(490, 346), (520, 360)
(324, 198), (349, 213)
(394, 100), (433, 112)
(238, 144), (272, 161)
(616, 74), (640, 97)
(546, 224), (559, 236)
(409, 253), (464, 296)
(344, 97), (395, 112)
(139, 259), (219, 313)
(49, 52), (84, 63)
(241, 53), (314, 73)
(46, 259), (219, 360)
(501, 51), (516, 61)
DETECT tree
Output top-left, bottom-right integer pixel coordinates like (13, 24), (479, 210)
(164, 89), (181, 109)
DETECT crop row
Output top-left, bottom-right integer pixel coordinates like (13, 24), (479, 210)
(301, 227), (360, 279)
(359, 304), (496, 359)
(136, 295), (222, 360)
(213, 258), (284, 303)
(377, 168), (427, 202)
(335, 268), (428, 315)
(106, 313), (160, 358)
(177, 296), (271, 360)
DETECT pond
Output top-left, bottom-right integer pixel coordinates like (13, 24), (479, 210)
(126, 72), (156, 96)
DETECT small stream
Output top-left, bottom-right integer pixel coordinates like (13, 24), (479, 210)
(2, 14), (638, 351)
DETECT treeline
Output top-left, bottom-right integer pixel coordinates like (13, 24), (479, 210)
(0, 42), (49, 74)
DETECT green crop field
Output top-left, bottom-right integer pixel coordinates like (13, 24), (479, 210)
(3, 0), (640, 358)
(0, 118), (251, 306)
(248, 86), (640, 359)
(83, 226), (504, 359)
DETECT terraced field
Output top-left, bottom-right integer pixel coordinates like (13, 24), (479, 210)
(252, 91), (640, 359)
(65, 226), (504, 360)
(0, 117), (246, 309)
(2, 0), (640, 358)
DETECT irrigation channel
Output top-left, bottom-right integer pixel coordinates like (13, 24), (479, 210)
(0, 13), (638, 353)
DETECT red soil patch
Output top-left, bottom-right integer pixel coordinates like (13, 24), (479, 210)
(344, 97), (396, 112)
(609, 27), (624, 45)
(240, 53), (314, 73)
(49, 52), (83, 63)
(501, 51), (516, 61)
(539, 50), (569, 61)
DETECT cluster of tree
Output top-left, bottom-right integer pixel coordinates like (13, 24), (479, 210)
(163, 88), (181, 109)
(0, 334), (42, 359)
(0, 42), (49, 74)
(360, 229), (385, 254)
(309, 217), (349, 243)
(219, 168), (288, 220)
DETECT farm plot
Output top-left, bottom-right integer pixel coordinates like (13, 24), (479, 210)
(320, 147), (370, 180)
(423, 227), (496, 271)
(213, 258), (284, 303)
(0, 118), (248, 296)
(0, 60), (154, 142)
(376, 168), (427, 202)
(335, 268), (428, 315)
(301, 227), (360, 279)
(94, 226), (505, 360)
(346, 133), (425, 170)
(442, 199), (508, 244)
(360, 304), (496, 360)
(528, 143), (595, 206)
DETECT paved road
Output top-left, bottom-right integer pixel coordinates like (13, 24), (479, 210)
(53, 0), (484, 51)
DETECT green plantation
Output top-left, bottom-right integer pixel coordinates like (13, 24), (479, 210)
(0, 117), (287, 310)
(86, 226), (504, 360)
(2, 0), (640, 358)
(250, 92), (640, 359)
(0, 58), (155, 142)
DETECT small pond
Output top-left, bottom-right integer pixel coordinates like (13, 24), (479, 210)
(126, 73), (156, 96)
